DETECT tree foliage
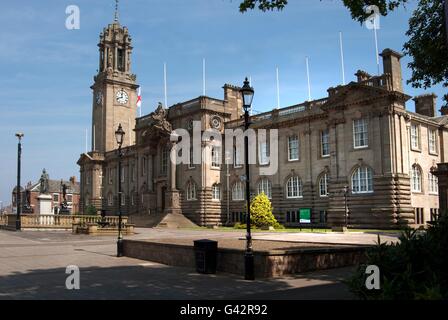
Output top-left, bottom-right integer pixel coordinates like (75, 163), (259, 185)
(404, 0), (448, 106)
(239, 0), (448, 107)
(347, 216), (448, 299)
(239, 0), (410, 21)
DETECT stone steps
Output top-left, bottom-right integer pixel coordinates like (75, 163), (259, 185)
(129, 212), (197, 229)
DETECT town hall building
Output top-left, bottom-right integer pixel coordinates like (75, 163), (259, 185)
(78, 15), (448, 228)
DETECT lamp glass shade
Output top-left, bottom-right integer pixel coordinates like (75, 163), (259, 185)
(115, 124), (125, 145)
(240, 77), (254, 110)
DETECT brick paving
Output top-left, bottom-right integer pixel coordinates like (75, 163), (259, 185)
(0, 228), (365, 299)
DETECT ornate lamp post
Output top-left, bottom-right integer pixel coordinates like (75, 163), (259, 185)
(240, 77), (254, 280)
(15, 133), (24, 231)
(115, 124), (125, 257)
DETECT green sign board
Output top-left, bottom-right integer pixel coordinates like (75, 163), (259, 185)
(299, 208), (311, 224)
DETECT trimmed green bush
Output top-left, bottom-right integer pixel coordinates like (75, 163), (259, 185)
(250, 193), (283, 229)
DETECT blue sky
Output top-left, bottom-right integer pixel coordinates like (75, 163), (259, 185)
(0, 0), (445, 207)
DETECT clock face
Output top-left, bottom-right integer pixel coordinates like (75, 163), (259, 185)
(95, 91), (103, 105)
(116, 89), (129, 105)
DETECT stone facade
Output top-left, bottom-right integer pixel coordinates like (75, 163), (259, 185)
(78, 20), (448, 228)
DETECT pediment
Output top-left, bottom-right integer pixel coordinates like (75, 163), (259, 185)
(321, 82), (407, 110)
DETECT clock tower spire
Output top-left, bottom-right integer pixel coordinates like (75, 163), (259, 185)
(91, 7), (138, 153)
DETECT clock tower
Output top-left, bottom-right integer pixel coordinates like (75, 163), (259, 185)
(91, 14), (138, 153)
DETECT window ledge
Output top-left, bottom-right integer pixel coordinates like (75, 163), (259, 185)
(429, 152), (439, 156)
(351, 191), (374, 195)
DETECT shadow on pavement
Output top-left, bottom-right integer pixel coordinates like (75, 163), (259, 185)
(0, 264), (356, 300)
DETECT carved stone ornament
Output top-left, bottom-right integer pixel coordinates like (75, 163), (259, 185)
(210, 115), (222, 129)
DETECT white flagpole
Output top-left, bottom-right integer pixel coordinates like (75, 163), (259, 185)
(85, 128), (88, 154)
(203, 58), (206, 96)
(276, 67), (280, 109)
(306, 57), (312, 101)
(373, 19), (380, 75)
(339, 31), (346, 85)
(139, 87), (142, 117)
(164, 62), (168, 107)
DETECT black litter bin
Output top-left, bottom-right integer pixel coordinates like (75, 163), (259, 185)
(194, 239), (217, 274)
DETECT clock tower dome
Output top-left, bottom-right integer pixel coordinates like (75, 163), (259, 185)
(91, 12), (138, 153)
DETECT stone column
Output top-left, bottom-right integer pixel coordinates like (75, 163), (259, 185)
(165, 141), (181, 214)
(170, 141), (177, 191)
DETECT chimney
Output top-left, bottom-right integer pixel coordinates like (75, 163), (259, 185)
(70, 176), (76, 184)
(380, 48), (403, 92)
(355, 70), (371, 83)
(413, 94), (437, 117)
(223, 84), (243, 120)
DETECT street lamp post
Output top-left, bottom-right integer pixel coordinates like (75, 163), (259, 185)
(15, 133), (24, 231)
(240, 77), (255, 280)
(115, 124), (125, 257)
(343, 185), (349, 228)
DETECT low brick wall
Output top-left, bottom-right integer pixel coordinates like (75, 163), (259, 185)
(123, 240), (369, 278)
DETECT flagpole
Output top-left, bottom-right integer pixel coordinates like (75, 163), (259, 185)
(339, 31), (346, 85)
(373, 19), (380, 75)
(203, 58), (206, 96)
(306, 57), (311, 101)
(276, 67), (280, 109)
(138, 87), (142, 117)
(164, 62), (168, 107)
(85, 128), (88, 154)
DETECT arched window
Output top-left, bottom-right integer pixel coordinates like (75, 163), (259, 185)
(258, 178), (272, 199)
(351, 166), (373, 193)
(286, 176), (302, 198)
(186, 181), (197, 200)
(232, 181), (244, 201)
(212, 184), (221, 200)
(428, 172), (438, 194)
(319, 173), (329, 197)
(411, 165), (422, 192)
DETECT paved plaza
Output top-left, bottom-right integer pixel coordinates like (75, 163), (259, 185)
(0, 228), (399, 299)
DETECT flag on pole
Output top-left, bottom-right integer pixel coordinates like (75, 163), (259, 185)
(136, 87), (142, 108)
